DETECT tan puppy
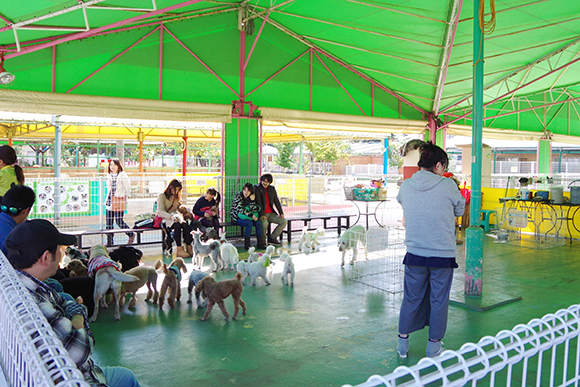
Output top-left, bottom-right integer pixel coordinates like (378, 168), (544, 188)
(119, 266), (159, 308)
(66, 259), (88, 277)
(195, 272), (246, 321)
(155, 258), (188, 309)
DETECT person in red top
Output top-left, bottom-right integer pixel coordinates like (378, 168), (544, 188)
(254, 174), (287, 246)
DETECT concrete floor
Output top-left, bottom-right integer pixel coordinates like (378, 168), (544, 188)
(87, 230), (580, 387)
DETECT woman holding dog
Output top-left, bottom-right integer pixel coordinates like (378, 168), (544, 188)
(105, 159), (134, 246)
(396, 141), (465, 359)
(230, 183), (265, 250)
(157, 179), (193, 258)
(192, 187), (221, 230)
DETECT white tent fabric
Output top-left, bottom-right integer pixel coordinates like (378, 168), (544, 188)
(260, 107), (427, 134)
(0, 89), (232, 123)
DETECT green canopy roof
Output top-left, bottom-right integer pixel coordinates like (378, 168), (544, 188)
(1, 1), (580, 141)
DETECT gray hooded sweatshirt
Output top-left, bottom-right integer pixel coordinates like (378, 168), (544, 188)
(397, 170), (465, 258)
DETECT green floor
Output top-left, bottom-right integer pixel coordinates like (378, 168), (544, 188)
(88, 232), (580, 387)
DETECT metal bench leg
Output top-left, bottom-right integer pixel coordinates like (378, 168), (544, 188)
(287, 221), (292, 242)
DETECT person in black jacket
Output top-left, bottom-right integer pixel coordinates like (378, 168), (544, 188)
(254, 174), (287, 246)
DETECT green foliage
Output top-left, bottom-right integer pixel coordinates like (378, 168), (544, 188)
(388, 142), (403, 168)
(305, 141), (350, 163)
(272, 143), (297, 170)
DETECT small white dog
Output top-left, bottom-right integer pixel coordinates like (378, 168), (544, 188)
(338, 225), (367, 267)
(248, 253), (272, 286)
(236, 260), (251, 284)
(219, 232), (239, 270)
(298, 226), (325, 252)
(87, 245), (139, 322)
(192, 229), (222, 271)
(247, 246), (259, 263)
(279, 252), (295, 286)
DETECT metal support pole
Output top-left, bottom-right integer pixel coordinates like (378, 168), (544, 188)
(182, 136), (187, 177)
(307, 175), (312, 217)
(465, 0), (484, 298)
(299, 140), (304, 175)
(53, 115), (62, 226)
(138, 130), (144, 174)
(383, 138), (389, 177)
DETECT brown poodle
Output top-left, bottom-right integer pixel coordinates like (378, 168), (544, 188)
(195, 272), (246, 321)
(119, 266), (159, 308)
(66, 259), (88, 277)
(155, 258), (187, 309)
(178, 205), (195, 222)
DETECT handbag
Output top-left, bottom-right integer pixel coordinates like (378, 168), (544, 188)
(153, 215), (163, 229)
(111, 195), (127, 211)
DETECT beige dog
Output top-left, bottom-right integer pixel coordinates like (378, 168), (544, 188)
(88, 245), (139, 322)
(119, 266), (159, 308)
(66, 259), (88, 277)
(155, 258), (188, 309)
(195, 272), (246, 321)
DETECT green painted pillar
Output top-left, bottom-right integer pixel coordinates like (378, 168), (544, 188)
(436, 129), (445, 149)
(223, 118), (260, 181)
(537, 138), (552, 174)
(466, 0), (484, 298)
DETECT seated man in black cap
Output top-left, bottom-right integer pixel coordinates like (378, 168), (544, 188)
(0, 184), (35, 256)
(5, 219), (141, 387)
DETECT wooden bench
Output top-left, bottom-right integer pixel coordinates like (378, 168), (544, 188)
(220, 214), (351, 242)
(69, 228), (163, 250)
(281, 215), (351, 242)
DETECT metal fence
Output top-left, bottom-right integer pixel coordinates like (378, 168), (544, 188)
(0, 251), (89, 387)
(25, 174), (401, 248)
(343, 303), (580, 387)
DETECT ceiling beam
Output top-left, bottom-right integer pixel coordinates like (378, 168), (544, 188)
(440, 37), (580, 114)
(263, 16), (428, 114)
(4, 0), (205, 60)
(432, 0), (463, 116)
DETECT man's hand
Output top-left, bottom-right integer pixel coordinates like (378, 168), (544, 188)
(250, 194), (255, 201)
(259, 215), (267, 221)
(71, 315), (85, 330)
(204, 212), (211, 218)
(252, 215), (258, 221)
(279, 213), (285, 219)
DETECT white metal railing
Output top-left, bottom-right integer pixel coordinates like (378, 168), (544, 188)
(0, 251), (89, 387)
(343, 303), (580, 387)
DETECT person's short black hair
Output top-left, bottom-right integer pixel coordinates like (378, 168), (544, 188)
(243, 183), (254, 194)
(260, 174), (273, 183)
(1, 185), (35, 217)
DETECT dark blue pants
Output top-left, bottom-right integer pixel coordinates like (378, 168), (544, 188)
(236, 218), (263, 238)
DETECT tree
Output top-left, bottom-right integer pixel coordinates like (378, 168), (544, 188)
(305, 141), (350, 163)
(272, 143), (297, 170)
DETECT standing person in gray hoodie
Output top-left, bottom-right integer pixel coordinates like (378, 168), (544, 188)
(396, 141), (465, 359)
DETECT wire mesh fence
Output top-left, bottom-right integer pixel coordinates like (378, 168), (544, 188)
(345, 226), (406, 294)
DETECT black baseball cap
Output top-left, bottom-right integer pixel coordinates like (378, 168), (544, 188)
(5, 219), (77, 260)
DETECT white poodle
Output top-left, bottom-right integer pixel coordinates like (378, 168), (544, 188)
(298, 226), (325, 252)
(219, 232), (239, 270)
(279, 252), (295, 286)
(337, 225), (367, 267)
(248, 253), (272, 286)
